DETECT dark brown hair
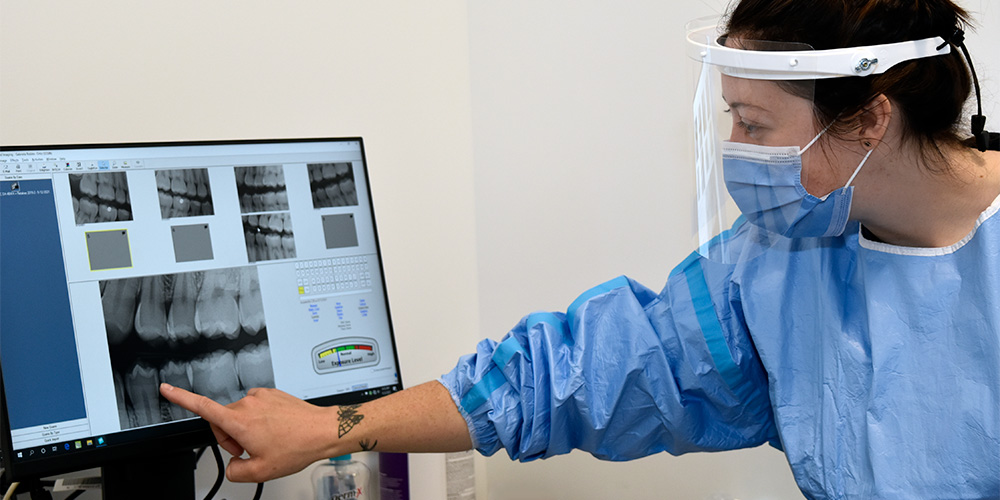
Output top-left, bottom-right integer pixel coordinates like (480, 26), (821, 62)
(724, 0), (975, 168)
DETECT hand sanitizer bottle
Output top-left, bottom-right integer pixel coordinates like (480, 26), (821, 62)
(313, 455), (371, 500)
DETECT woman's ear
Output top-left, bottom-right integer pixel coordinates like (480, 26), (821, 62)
(858, 94), (892, 147)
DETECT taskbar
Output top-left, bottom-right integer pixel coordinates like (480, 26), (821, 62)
(11, 434), (109, 464)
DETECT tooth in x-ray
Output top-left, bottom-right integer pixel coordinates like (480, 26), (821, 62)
(159, 361), (195, 420)
(125, 363), (162, 427)
(114, 370), (135, 429)
(238, 268), (265, 335)
(236, 342), (274, 394)
(194, 269), (240, 340)
(135, 275), (169, 343)
(167, 272), (201, 343)
(103, 278), (140, 345)
(191, 350), (242, 406)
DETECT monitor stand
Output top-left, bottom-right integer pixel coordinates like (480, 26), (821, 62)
(101, 449), (197, 500)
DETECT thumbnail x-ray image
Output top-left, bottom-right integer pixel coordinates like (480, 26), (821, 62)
(243, 213), (296, 263)
(235, 165), (289, 213)
(308, 163), (358, 208)
(156, 168), (215, 218)
(101, 266), (274, 430)
(69, 172), (133, 225)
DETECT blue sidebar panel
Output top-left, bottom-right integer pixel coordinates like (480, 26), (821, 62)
(0, 179), (87, 429)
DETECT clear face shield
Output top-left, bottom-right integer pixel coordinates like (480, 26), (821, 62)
(683, 16), (950, 263)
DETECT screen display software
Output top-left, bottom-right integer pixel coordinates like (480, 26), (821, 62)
(0, 139), (401, 472)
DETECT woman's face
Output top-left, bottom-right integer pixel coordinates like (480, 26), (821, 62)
(720, 74), (849, 197)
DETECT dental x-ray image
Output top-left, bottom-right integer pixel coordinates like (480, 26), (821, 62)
(243, 212), (296, 263)
(235, 165), (289, 213)
(155, 168), (215, 218)
(68, 172), (134, 225)
(101, 266), (274, 430)
(307, 162), (358, 208)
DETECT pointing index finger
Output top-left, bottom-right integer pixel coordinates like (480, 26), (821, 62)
(159, 383), (230, 423)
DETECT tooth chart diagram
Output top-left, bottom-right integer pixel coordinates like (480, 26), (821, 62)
(101, 266), (275, 431)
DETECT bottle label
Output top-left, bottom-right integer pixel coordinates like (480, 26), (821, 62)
(331, 488), (364, 500)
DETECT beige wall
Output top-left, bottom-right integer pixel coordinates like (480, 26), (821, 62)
(1, 2), (479, 499)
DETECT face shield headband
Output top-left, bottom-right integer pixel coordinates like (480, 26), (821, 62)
(685, 17), (950, 81)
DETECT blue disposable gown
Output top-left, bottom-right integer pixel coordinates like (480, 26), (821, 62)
(439, 196), (1000, 499)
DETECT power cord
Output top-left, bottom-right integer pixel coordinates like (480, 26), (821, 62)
(202, 445), (225, 500)
(200, 444), (265, 500)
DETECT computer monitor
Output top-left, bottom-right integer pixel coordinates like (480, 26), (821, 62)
(0, 138), (403, 496)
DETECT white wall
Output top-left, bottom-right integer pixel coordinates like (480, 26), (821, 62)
(465, 1), (801, 498)
(2, 1), (998, 499)
(466, 1), (999, 499)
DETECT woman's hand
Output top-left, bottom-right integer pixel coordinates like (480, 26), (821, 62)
(161, 380), (473, 483)
(160, 384), (341, 482)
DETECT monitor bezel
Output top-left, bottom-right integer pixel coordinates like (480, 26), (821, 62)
(0, 137), (404, 482)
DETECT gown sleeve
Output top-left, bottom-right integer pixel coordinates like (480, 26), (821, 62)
(439, 234), (778, 462)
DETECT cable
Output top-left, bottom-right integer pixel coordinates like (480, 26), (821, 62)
(252, 482), (264, 500)
(2, 482), (18, 500)
(201, 444), (225, 500)
(939, 28), (1000, 151)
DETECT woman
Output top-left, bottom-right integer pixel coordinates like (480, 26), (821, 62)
(163, 0), (1000, 497)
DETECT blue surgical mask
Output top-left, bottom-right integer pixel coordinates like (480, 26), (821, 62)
(722, 129), (873, 238)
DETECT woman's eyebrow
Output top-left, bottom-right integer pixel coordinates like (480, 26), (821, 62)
(722, 96), (767, 113)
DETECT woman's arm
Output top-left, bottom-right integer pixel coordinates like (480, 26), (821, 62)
(159, 380), (472, 483)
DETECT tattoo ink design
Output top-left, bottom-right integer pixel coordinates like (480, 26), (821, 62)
(359, 439), (378, 451)
(338, 404), (364, 438)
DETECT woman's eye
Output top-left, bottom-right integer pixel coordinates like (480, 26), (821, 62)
(724, 107), (763, 138)
(736, 121), (759, 134)
(722, 108), (760, 134)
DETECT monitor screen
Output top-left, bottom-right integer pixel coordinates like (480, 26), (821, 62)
(0, 138), (402, 481)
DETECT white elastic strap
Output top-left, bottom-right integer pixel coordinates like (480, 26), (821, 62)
(800, 121), (836, 154)
(842, 147), (874, 190)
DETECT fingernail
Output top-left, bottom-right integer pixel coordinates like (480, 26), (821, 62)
(161, 383), (174, 391)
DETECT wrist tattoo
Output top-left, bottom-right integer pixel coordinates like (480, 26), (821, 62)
(359, 439), (378, 451)
(338, 404), (365, 438)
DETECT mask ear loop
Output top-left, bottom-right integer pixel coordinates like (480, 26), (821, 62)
(841, 143), (875, 192)
(800, 121), (836, 154)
